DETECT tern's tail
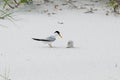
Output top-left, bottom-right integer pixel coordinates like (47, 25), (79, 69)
(32, 38), (42, 41)
(32, 38), (50, 41)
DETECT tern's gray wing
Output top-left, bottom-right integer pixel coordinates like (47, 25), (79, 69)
(32, 36), (56, 42)
(46, 36), (56, 42)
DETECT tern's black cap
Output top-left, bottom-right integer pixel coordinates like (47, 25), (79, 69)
(54, 31), (60, 34)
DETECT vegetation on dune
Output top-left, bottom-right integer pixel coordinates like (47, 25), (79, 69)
(0, 0), (33, 20)
(0, 10), (13, 20)
(0, 0), (120, 19)
(108, 0), (119, 13)
(2, 0), (33, 9)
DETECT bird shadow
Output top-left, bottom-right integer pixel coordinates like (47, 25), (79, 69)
(39, 46), (80, 49)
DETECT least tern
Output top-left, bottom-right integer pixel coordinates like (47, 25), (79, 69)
(32, 31), (62, 47)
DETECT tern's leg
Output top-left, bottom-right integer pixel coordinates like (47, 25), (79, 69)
(48, 44), (53, 48)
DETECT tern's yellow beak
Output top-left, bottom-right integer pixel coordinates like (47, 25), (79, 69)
(59, 34), (62, 38)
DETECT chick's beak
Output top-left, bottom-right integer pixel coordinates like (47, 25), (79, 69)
(59, 34), (62, 38)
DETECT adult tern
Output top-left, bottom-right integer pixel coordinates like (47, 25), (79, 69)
(32, 31), (62, 47)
